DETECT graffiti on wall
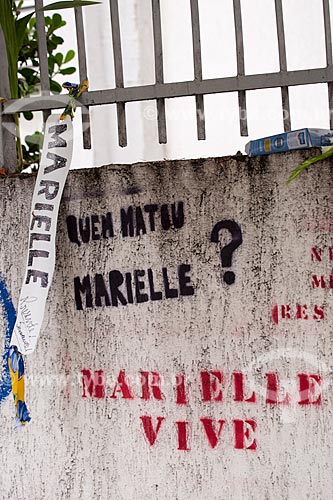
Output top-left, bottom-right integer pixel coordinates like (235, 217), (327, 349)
(271, 247), (332, 325)
(211, 220), (242, 284)
(79, 368), (325, 451)
(64, 194), (331, 453)
(67, 201), (243, 310)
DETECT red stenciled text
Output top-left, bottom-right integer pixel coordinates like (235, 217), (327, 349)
(80, 369), (324, 451)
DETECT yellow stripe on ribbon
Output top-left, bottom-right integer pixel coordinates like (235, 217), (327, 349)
(8, 346), (31, 428)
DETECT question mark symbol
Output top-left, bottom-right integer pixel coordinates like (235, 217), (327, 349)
(211, 220), (243, 284)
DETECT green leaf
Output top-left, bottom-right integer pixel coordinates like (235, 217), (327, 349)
(25, 131), (44, 150)
(23, 111), (34, 121)
(47, 40), (58, 52)
(60, 66), (76, 75)
(52, 13), (63, 28)
(50, 80), (62, 94)
(28, 17), (36, 29)
(64, 49), (75, 63)
(47, 14), (66, 35)
(37, 1), (100, 12)
(15, 13), (34, 57)
(19, 67), (36, 78)
(0, 0), (19, 98)
(48, 55), (56, 75)
(52, 35), (64, 45)
(18, 68), (39, 89)
(287, 146), (333, 183)
(55, 52), (63, 66)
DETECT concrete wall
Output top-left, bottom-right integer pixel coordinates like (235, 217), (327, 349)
(0, 151), (332, 499)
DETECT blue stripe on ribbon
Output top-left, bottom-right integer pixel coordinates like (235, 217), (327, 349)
(0, 274), (16, 405)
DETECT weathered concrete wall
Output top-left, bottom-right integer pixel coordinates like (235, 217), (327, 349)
(0, 151), (332, 500)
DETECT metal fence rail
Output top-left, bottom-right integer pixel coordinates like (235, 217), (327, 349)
(1, 0), (333, 171)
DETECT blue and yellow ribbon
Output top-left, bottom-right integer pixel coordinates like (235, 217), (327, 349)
(8, 346), (31, 428)
(60, 79), (89, 120)
(6, 80), (88, 428)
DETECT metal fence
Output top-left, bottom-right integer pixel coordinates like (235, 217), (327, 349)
(1, 0), (333, 171)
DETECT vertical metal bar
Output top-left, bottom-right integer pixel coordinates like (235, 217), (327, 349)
(275, 0), (291, 132)
(190, 0), (206, 140)
(0, 27), (17, 173)
(323, 0), (333, 66)
(323, 0), (333, 128)
(75, 7), (92, 149)
(233, 0), (248, 136)
(151, 0), (167, 144)
(109, 0), (127, 147)
(35, 0), (51, 123)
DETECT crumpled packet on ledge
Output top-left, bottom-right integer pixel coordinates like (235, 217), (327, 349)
(246, 128), (333, 157)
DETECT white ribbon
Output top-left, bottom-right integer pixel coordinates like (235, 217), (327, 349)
(11, 115), (73, 354)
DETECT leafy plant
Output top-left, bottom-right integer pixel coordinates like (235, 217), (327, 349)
(18, 10), (76, 100)
(22, 131), (44, 171)
(288, 147), (333, 183)
(14, 4), (78, 170)
(0, 0), (99, 172)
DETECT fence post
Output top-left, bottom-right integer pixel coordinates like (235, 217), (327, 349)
(0, 27), (17, 174)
